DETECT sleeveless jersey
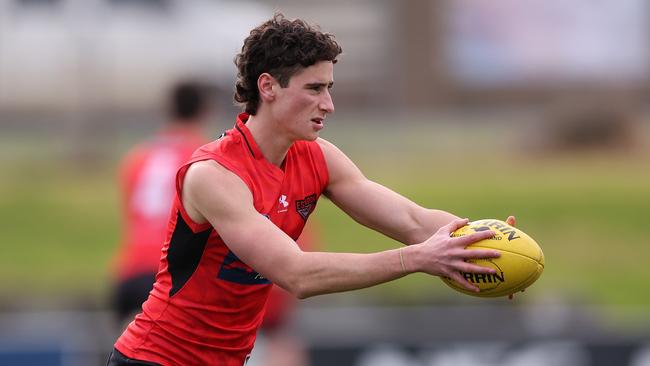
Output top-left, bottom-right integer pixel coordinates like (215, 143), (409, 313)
(114, 113), (329, 366)
(114, 128), (206, 280)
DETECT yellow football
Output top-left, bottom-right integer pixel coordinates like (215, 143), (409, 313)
(441, 219), (545, 298)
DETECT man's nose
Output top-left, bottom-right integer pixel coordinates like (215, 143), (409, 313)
(319, 89), (335, 114)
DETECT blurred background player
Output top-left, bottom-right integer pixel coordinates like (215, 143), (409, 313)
(109, 81), (212, 325)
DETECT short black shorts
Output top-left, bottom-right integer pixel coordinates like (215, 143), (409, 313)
(107, 348), (251, 365)
(106, 348), (162, 366)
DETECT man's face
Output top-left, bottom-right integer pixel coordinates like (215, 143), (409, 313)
(271, 61), (335, 141)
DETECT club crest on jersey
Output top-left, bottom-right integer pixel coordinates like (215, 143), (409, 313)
(295, 194), (317, 220)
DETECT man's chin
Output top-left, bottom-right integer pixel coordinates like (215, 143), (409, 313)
(299, 131), (320, 142)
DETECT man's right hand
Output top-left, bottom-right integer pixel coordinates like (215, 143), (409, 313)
(402, 218), (501, 293)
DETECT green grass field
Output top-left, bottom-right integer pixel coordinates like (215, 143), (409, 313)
(1, 121), (649, 315)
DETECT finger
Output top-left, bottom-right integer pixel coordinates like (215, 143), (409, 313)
(461, 249), (501, 260)
(455, 230), (495, 246)
(455, 261), (497, 275)
(449, 271), (480, 293)
(506, 215), (516, 227)
(441, 218), (470, 235)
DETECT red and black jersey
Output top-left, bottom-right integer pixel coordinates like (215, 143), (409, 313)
(115, 113), (329, 366)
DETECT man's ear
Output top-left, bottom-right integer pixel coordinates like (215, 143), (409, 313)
(258, 73), (276, 103)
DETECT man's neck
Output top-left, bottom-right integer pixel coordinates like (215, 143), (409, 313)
(244, 114), (292, 167)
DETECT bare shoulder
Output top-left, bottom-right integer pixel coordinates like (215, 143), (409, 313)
(183, 160), (253, 224)
(185, 160), (235, 183)
(316, 137), (351, 164)
(315, 137), (338, 154)
(184, 160), (251, 198)
(316, 138), (365, 194)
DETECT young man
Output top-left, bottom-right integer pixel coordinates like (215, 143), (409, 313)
(110, 81), (210, 324)
(109, 14), (507, 366)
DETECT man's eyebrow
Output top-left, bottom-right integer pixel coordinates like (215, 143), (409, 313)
(305, 81), (334, 88)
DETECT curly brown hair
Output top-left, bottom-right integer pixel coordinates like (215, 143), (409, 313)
(234, 13), (343, 115)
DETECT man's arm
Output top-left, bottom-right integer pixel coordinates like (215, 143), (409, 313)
(182, 160), (500, 299)
(318, 138), (456, 245)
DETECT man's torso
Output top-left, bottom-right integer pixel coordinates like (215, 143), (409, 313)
(115, 114), (328, 366)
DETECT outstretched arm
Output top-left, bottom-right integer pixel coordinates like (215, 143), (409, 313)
(318, 138), (457, 244)
(181, 160), (500, 299)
